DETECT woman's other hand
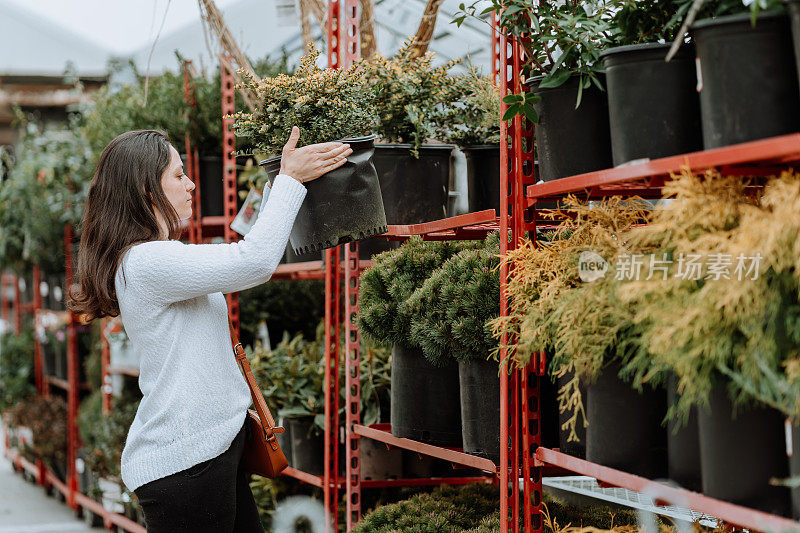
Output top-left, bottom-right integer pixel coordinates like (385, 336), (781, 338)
(279, 126), (353, 183)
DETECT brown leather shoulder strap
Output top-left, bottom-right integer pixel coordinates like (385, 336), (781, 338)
(228, 322), (279, 435)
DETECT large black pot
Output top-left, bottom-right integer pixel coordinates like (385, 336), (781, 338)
(526, 75), (612, 181)
(666, 375), (702, 491)
(54, 342), (67, 380)
(390, 345), (462, 446)
(600, 43), (702, 165)
(42, 344), (56, 378)
(787, 0), (800, 93)
(463, 145), (500, 213)
(555, 370), (587, 459)
(198, 156), (224, 218)
(691, 11), (800, 149)
(698, 385), (789, 515)
(791, 424), (800, 519)
(261, 135), (387, 255)
(288, 418), (324, 476)
(372, 144), (452, 224)
(275, 418), (293, 468)
(586, 363), (668, 478)
(459, 358), (500, 462)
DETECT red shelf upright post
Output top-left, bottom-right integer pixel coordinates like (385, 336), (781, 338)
(497, 18), (541, 532)
(13, 273), (21, 335)
(183, 60), (203, 245)
(101, 318), (112, 415)
(323, 246), (341, 532)
(64, 224), (80, 509)
(220, 55), (240, 335)
(344, 242), (361, 528)
(32, 265), (43, 394)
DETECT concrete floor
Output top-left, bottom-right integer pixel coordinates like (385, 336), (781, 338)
(0, 418), (96, 533)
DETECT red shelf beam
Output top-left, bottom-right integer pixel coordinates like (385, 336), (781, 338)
(106, 366), (140, 378)
(536, 448), (800, 532)
(45, 375), (90, 391)
(353, 424), (497, 474)
(377, 209), (498, 241)
(526, 133), (800, 202)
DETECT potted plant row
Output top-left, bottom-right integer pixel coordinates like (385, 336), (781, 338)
(0, 329), (36, 414)
(496, 169), (800, 518)
(458, 0), (800, 180)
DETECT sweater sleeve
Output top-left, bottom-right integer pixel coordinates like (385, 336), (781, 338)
(120, 174), (306, 304)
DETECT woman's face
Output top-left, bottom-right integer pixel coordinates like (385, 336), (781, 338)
(161, 145), (195, 220)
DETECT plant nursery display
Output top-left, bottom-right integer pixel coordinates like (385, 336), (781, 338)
(6, 395), (68, 481)
(234, 43), (387, 254)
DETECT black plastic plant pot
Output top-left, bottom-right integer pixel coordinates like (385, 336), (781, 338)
(555, 371), (586, 459)
(691, 11), (800, 149)
(43, 344), (56, 378)
(372, 144), (452, 224)
(666, 375), (702, 491)
(198, 156), (224, 218)
(459, 358), (500, 462)
(698, 385), (790, 515)
(261, 135), (387, 255)
(275, 418), (293, 467)
(55, 344), (67, 380)
(281, 244), (321, 264)
(288, 418), (324, 476)
(463, 145), (501, 213)
(586, 363), (668, 479)
(526, 75), (613, 181)
(390, 344), (462, 446)
(600, 43), (703, 166)
(787, 0), (800, 93)
(791, 424), (800, 519)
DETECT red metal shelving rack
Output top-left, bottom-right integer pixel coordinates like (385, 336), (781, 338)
(329, 12), (800, 533)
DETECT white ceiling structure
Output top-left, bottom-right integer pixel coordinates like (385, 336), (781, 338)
(0, 0), (493, 78)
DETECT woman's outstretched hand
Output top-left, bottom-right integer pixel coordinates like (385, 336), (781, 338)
(279, 126), (353, 184)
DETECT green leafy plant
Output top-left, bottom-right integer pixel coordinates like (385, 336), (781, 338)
(358, 237), (481, 353)
(248, 321), (392, 435)
(357, 40), (462, 155)
(0, 122), (92, 273)
(436, 69), (502, 146)
(232, 43), (378, 155)
(404, 233), (501, 366)
(456, 1), (613, 105)
(0, 328), (36, 412)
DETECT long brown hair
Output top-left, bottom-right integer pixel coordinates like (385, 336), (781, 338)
(68, 130), (182, 321)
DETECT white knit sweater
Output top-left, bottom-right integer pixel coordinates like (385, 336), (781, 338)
(115, 174), (307, 492)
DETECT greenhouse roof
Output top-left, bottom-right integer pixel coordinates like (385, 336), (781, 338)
(0, 0), (111, 77)
(129, 0), (493, 75)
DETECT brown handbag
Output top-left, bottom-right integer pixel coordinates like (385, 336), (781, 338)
(229, 322), (288, 478)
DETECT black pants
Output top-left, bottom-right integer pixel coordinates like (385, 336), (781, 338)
(134, 419), (265, 532)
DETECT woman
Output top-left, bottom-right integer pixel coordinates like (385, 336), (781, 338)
(68, 127), (351, 532)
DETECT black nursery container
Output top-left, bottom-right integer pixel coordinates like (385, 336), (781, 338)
(198, 156), (224, 217)
(691, 11), (800, 149)
(371, 144), (452, 224)
(586, 363), (668, 479)
(787, 0), (800, 93)
(600, 43), (702, 166)
(391, 345), (462, 447)
(698, 385), (790, 515)
(526, 75), (612, 181)
(666, 375), (702, 491)
(463, 145), (500, 213)
(459, 358), (500, 462)
(261, 135), (387, 255)
(288, 418), (324, 476)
